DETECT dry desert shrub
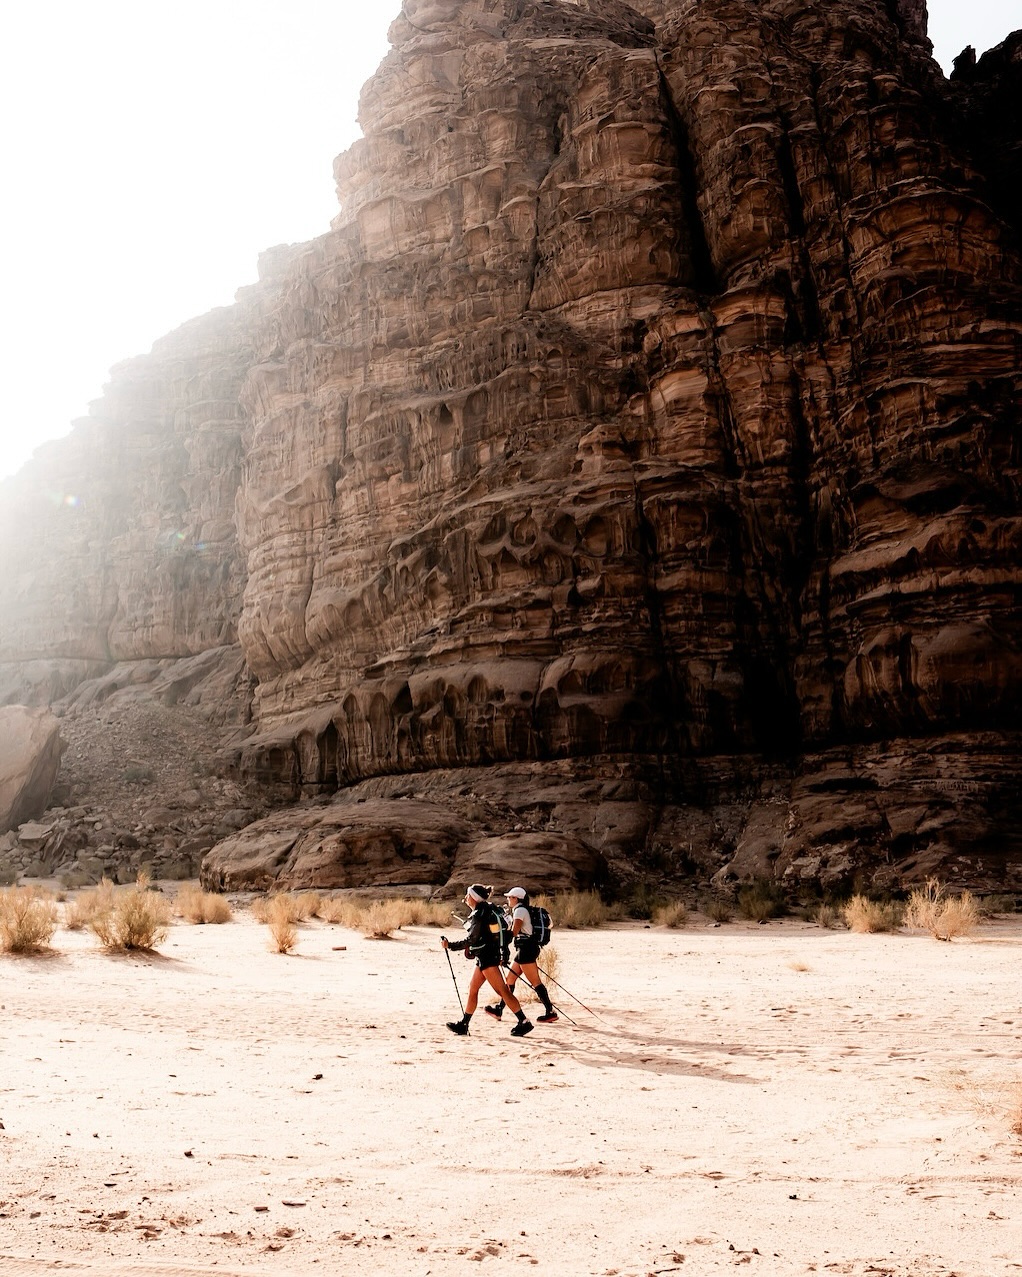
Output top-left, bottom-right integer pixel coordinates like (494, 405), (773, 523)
(317, 896), (358, 927)
(175, 884), (232, 925)
(64, 879), (116, 931)
(90, 875), (172, 951)
(905, 880), (979, 941)
(536, 891), (608, 929)
(517, 945), (560, 1003)
(701, 894), (734, 923)
(0, 886), (59, 954)
(1011, 1088), (1022, 1139)
(814, 904), (845, 930)
(652, 900), (688, 928)
(265, 895), (298, 954)
(736, 879), (786, 922)
(843, 895), (903, 933)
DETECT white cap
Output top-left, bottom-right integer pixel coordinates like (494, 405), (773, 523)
(505, 886), (527, 900)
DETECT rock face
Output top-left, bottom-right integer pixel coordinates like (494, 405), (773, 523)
(3, 0), (1022, 896)
(0, 707), (62, 834)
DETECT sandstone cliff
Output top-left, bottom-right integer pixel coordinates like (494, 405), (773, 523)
(2, 0), (1020, 898)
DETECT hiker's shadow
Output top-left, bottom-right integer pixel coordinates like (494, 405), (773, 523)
(538, 1025), (760, 1085)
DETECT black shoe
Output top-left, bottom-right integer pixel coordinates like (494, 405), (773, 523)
(446, 1020), (469, 1035)
(510, 1020), (534, 1037)
(537, 1011), (559, 1024)
(484, 1003), (504, 1020)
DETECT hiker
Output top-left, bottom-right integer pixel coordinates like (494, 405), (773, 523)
(486, 886), (557, 1024)
(441, 885), (534, 1038)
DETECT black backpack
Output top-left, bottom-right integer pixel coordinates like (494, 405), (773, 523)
(527, 904), (553, 948)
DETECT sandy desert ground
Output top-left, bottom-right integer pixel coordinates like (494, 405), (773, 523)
(1, 900), (1020, 1277)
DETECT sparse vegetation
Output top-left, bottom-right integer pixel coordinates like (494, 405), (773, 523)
(1011, 1087), (1022, 1139)
(64, 880), (116, 931)
(252, 891), (321, 925)
(265, 895), (298, 954)
(652, 900), (688, 929)
(89, 874), (172, 951)
(843, 895), (903, 934)
(788, 960), (811, 973)
(905, 880), (979, 941)
(701, 894), (734, 923)
(175, 884), (233, 925)
(616, 881), (667, 921)
(535, 891), (609, 930)
(517, 945), (560, 1004)
(736, 879), (786, 923)
(0, 886), (59, 954)
(976, 893), (1018, 918)
(814, 903), (845, 930)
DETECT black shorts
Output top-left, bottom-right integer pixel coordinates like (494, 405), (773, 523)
(514, 936), (541, 966)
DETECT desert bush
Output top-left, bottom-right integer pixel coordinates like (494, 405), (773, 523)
(617, 881), (667, 920)
(843, 895), (903, 934)
(814, 904), (845, 930)
(701, 894), (734, 923)
(976, 893), (1019, 918)
(265, 895), (298, 954)
(737, 879), (786, 922)
(253, 893), (303, 925)
(64, 879), (116, 931)
(536, 891), (609, 929)
(1011, 1087), (1022, 1139)
(652, 900), (688, 928)
(0, 886), (59, 954)
(905, 879), (979, 941)
(90, 875), (172, 951)
(516, 945), (560, 1004)
(317, 896), (357, 927)
(293, 892), (322, 921)
(175, 884), (232, 925)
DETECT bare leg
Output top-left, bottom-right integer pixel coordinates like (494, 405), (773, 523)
(482, 965), (523, 1015)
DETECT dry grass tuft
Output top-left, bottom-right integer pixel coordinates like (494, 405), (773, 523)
(701, 895), (734, 923)
(905, 879), (979, 941)
(814, 904), (845, 930)
(64, 880), (116, 931)
(252, 891), (323, 925)
(265, 896), (298, 954)
(90, 874), (172, 951)
(535, 891), (608, 930)
(788, 960), (811, 973)
(0, 886), (59, 954)
(652, 900), (688, 929)
(517, 945), (560, 1004)
(175, 884), (233, 925)
(843, 895), (903, 934)
(1010, 1087), (1022, 1139)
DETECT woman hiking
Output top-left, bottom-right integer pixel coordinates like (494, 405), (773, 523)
(485, 886), (557, 1024)
(441, 885), (534, 1038)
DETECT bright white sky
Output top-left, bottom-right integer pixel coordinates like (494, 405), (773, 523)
(0, 0), (1017, 481)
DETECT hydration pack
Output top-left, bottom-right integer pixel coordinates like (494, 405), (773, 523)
(527, 905), (553, 948)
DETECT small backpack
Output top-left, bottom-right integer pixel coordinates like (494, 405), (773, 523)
(527, 904), (553, 948)
(486, 902), (510, 965)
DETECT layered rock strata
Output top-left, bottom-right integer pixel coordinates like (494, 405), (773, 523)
(3, 0), (1022, 895)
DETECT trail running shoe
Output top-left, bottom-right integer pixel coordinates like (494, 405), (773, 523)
(484, 1003), (504, 1019)
(510, 1020), (534, 1038)
(446, 1021), (469, 1035)
(537, 1011), (559, 1024)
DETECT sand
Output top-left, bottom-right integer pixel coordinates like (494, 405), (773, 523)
(1, 902), (1020, 1276)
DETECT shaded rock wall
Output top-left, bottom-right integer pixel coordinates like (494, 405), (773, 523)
(2, 0), (1021, 895)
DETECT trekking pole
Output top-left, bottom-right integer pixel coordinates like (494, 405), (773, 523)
(501, 964), (579, 1028)
(443, 941), (465, 1017)
(535, 962), (609, 1024)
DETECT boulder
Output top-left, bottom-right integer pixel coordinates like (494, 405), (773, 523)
(0, 707), (62, 834)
